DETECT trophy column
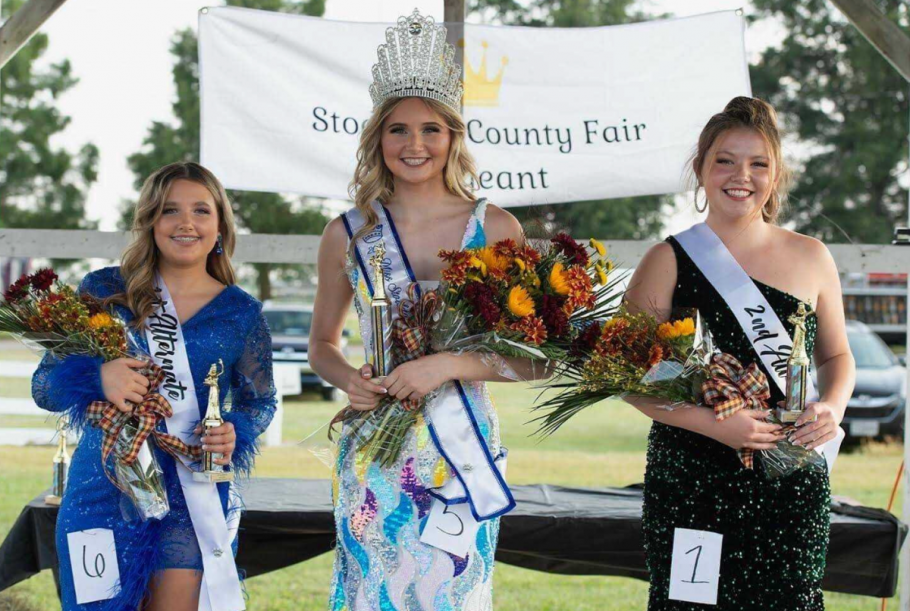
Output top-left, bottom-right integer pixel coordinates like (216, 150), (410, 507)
(45, 416), (70, 506)
(368, 242), (393, 378)
(194, 359), (234, 483)
(777, 303), (811, 423)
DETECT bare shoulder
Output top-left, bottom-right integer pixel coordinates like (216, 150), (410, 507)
(625, 241), (677, 318)
(482, 202), (523, 243)
(638, 241), (677, 275)
(319, 216), (350, 264)
(771, 226), (834, 269)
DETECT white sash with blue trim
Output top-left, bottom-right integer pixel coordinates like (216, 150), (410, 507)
(674, 223), (843, 472)
(343, 202), (515, 521)
(146, 276), (244, 611)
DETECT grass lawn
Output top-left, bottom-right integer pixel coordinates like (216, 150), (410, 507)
(0, 372), (904, 609)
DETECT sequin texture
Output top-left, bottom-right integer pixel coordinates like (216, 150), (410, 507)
(641, 238), (829, 610)
(330, 200), (500, 610)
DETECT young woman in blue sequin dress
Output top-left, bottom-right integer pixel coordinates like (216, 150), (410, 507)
(309, 13), (530, 611)
(624, 98), (855, 609)
(33, 162), (276, 611)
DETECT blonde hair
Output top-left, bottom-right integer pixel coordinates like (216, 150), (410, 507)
(689, 96), (791, 224)
(109, 162), (237, 328)
(347, 97), (478, 256)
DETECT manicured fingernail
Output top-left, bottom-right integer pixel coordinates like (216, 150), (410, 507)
(202, 445), (209, 450)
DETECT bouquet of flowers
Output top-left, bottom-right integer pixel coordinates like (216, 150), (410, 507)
(532, 307), (826, 478)
(336, 234), (624, 467)
(0, 269), (195, 520)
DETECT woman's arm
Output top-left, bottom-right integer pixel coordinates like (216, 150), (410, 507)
(790, 241), (855, 450)
(622, 242), (783, 451)
(308, 217), (388, 411)
(218, 307), (277, 476)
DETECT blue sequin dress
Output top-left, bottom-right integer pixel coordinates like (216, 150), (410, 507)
(32, 267), (277, 611)
(329, 200), (502, 611)
(641, 238), (829, 610)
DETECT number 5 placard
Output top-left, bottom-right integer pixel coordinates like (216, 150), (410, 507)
(668, 528), (723, 605)
(420, 500), (481, 558)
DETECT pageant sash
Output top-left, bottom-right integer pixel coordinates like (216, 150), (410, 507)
(146, 276), (244, 611)
(343, 202), (515, 520)
(675, 223), (843, 472)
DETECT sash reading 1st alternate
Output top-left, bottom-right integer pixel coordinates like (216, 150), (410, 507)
(146, 276), (244, 611)
(343, 202), (515, 522)
(674, 223), (844, 472)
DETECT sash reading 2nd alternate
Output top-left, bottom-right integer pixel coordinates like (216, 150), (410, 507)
(674, 223), (843, 472)
(343, 202), (515, 521)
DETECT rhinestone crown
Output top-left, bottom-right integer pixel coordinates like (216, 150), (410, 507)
(369, 9), (463, 111)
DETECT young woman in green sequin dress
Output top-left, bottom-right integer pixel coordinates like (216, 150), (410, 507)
(625, 97), (856, 610)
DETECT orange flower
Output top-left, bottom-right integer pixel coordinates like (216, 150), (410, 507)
(475, 246), (510, 279)
(564, 265), (595, 311)
(510, 315), (548, 345)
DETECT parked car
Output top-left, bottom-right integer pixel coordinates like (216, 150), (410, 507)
(262, 303), (348, 401)
(838, 320), (907, 441)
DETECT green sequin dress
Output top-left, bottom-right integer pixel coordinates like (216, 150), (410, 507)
(642, 237), (830, 610)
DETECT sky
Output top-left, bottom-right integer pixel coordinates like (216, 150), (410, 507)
(30, 0), (778, 232)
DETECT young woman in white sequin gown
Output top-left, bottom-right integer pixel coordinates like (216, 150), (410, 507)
(309, 13), (530, 611)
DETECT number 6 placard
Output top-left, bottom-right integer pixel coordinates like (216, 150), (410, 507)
(66, 528), (121, 604)
(668, 528), (723, 605)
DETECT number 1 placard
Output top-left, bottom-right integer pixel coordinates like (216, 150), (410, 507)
(668, 528), (723, 605)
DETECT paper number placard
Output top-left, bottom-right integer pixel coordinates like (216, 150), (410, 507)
(66, 528), (121, 604)
(419, 499), (480, 559)
(668, 528), (722, 606)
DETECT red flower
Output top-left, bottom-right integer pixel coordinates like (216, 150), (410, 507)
(492, 239), (521, 259)
(464, 282), (501, 330)
(3, 275), (30, 303)
(510, 315), (548, 345)
(540, 294), (569, 338)
(29, 268), (58, 292)
(551, 233), (589, 267)
(570, 321), (603, 360)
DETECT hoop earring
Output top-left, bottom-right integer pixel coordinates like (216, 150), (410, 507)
(694, 187), (707, 214)
(214, 234), (224, 255)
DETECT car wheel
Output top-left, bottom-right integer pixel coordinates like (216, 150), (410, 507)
(322, 386), (339, 402)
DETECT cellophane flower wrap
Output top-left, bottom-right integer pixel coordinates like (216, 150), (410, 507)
(1, 269), (171, 520)
(335, 235), (624, 467)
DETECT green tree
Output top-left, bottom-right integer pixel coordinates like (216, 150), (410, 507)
(126, 0), (328, 300)
(750, 0), (909, 243)
(470, 0), (669, 240)
(0, 0), (99, 230)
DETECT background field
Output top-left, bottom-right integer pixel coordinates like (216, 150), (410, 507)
(0, 343), (904, 610)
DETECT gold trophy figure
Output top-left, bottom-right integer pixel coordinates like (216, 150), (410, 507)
(194, 360), (234, 483)
(368, 242), (393, 378)
(45, 417), (70, 506)
(777, 303), (811, 423)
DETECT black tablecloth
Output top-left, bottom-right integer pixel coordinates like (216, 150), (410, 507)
(1, 479), (904, 598)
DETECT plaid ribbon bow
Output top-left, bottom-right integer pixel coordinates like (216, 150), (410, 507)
(86, 363), (202, 489)
(701, 353), (772, 469)
(391, 284), (441, 411)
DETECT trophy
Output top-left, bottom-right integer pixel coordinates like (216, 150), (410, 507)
(45, 417), (70, 506)
(368, 241), (393, 378)
(193, 359), (233, 483)
(776, 303), (811, 423)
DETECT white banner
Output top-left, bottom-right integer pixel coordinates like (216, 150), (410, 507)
(199, 7), (751, 205)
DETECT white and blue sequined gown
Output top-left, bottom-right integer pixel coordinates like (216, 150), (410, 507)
(32, 267), (277, 611)
(330, 200), (502, 611)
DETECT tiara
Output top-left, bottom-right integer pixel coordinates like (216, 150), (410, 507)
(369, 9), (464, 111)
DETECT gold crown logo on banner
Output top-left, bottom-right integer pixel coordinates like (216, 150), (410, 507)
(459, 40), (509, 107)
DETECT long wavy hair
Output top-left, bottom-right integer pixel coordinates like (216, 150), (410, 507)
(109, 162), (237, 328)
(347, 97), (479, 258)
(688, 96), (791, 224)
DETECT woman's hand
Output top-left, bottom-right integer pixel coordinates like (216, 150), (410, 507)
(100, 358), (150, 413)
(789, 401), (841, 451)
(711, 409), (784, 450)
(195, 422), (236, 465)
(346, 364), (388, 412)
(381, 354), (452, 402)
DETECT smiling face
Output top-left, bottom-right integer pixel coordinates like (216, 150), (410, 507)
(152, 179), (221, 269)
(380, 97), (452, 187)
(700, 127), (776, 222)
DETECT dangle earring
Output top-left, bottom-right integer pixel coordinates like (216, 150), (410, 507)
(694, 186), (707, 213)
(214, 234), (224, 255)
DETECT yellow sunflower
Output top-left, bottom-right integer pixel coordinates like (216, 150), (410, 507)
(548, 262), (570, 295)
(507, 285), (535, 318)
